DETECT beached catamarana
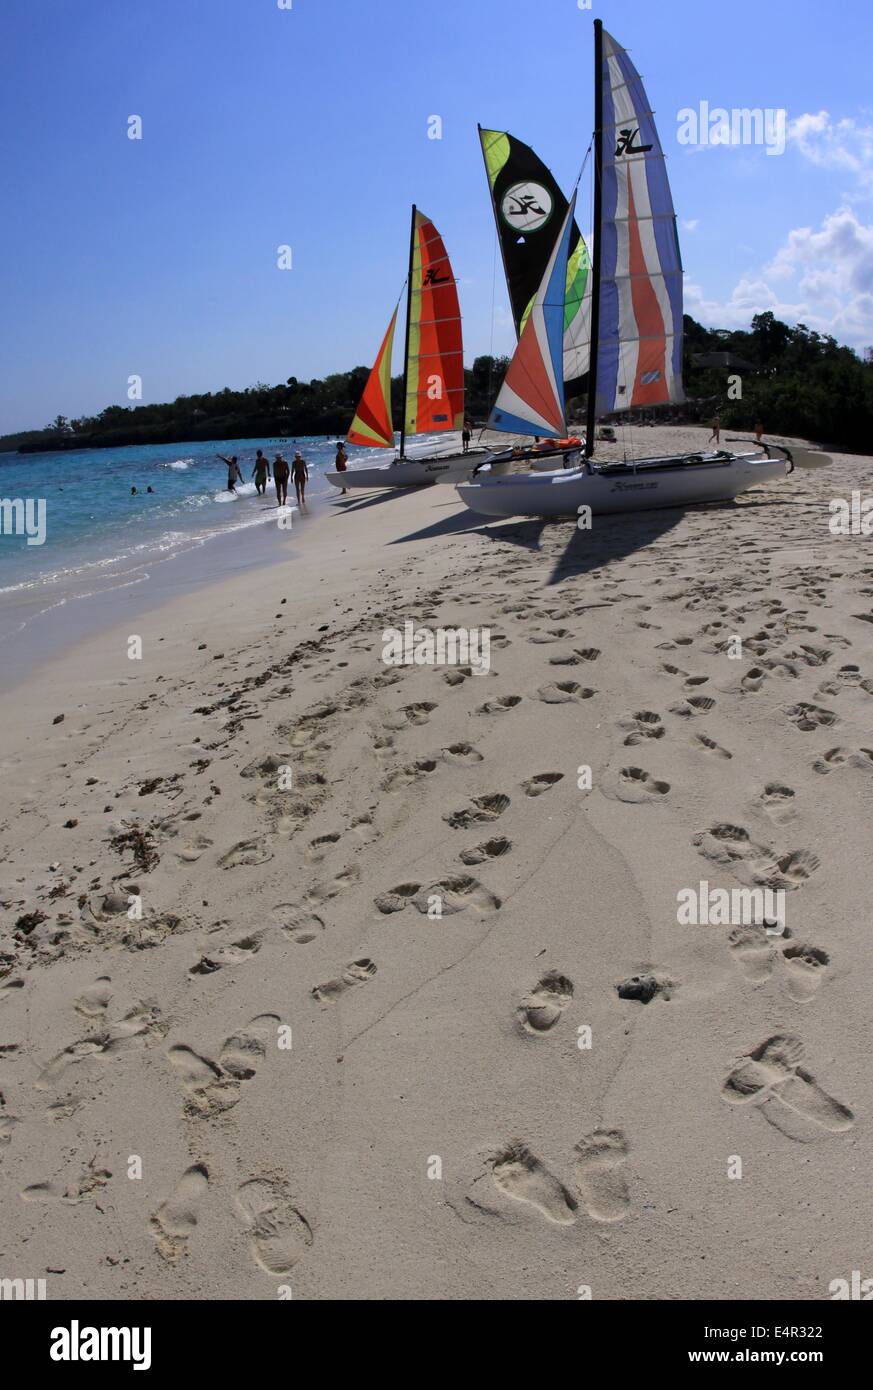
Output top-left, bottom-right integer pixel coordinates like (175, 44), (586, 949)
(457, 20), (811, 519)
(325, 207), (482, 491)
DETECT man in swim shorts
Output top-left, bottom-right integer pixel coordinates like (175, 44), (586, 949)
(273, 453), (290, 506)
(252, 449), (271, 495)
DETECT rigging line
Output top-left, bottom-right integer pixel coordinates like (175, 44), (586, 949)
(487, 224), (499, 416)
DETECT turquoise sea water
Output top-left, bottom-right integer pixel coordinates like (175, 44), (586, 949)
(0, 434), (345, 599)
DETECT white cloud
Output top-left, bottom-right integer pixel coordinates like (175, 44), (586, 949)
(686, 206), (873, 347)
(681, 218), (699, 232)
(789, 110), (873, 190)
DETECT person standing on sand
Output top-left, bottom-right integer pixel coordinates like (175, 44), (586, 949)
(292, 450), (309, 510)
(217, 454), (244, 492)
(708, 414), (721, 446)
(462, 418), (472, 453)
(252, 449), (271, 495)
(754, 419), (765, 443)
(334, 441), (348, 495)
(273, 453), (290, 506)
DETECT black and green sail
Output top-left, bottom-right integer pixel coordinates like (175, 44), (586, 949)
(479, 126), (590, 397)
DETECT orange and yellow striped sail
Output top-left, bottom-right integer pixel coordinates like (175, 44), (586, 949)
(404, 211), (464, 437)
(348, 308), (398, 448)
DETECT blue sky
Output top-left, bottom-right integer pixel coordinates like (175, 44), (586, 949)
(2, 0), (872, 434)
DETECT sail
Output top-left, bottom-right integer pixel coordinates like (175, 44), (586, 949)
(479, 127), (590, 393)
(488, 193), (577, 437)
(348, 308), (398, 448)
(595, 28), (684, 414)
(403, 210), (464, 437)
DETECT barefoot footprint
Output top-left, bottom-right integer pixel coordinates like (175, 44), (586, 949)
(517, 972), (574, 1034)
(491, 1142), (577, 1225)
(150, 1163), (209, 1264)
(574, 1129), (631, 1222)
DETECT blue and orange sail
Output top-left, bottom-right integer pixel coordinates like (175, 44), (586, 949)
(594, 27), (684, 413)
(487, 192), (578, 438)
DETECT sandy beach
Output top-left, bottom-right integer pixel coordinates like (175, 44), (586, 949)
(1, 424), (871, 1301)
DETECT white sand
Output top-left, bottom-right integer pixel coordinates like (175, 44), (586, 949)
(1, 425), (870, 1300)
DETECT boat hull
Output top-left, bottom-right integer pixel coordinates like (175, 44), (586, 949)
(456, 452), (789, 518)
(327, 450), (485, 491)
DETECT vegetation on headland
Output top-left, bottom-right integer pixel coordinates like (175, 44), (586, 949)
(3, 313), (871, 456)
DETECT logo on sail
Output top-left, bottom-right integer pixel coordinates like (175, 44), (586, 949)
(422, 267), (450, 287)
(614, 127), (653, 157)
(500, 181), (553, 232)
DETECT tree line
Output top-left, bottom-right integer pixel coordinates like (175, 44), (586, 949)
(2, 312), (871, 455)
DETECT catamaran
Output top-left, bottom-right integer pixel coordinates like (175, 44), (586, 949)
(457, 21), (800, 520)
(326, 206), (483, 491)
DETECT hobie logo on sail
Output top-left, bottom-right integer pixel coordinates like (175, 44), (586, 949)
(500, 181), (553, 233)
(614, 127), (653, 157)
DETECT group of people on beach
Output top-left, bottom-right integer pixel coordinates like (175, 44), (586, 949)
(217, 448), (310, 509)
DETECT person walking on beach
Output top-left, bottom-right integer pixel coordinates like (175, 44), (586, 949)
(754, 419), (765, 443)
(252, 449), (271, 496)
(334, 441), (349, 495)
(462, 418), (472, 454)
(217, 454), (244, 492)
(292, 450), (309, 510)
(708, 414), (721, 446)
(273, 453), (290, 507)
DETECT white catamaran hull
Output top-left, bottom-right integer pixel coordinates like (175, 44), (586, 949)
(456, 451), (790, 519)
(327, 450), (485, 491)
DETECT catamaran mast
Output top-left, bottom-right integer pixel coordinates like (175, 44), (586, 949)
(398, 203), (417, 460)
(584, 18), (603, 460)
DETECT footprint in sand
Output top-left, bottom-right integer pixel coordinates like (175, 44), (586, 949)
(374, 882), (421, 914)
(785, 701), (837, 732)
(174, 832), (214, 863)
(305, 863), (361, 905)
(167, 1014), (279, 1114)
(36, 1004), (167, 1091)
(150, 1163), (209, 1263)
(218, 838), (274, 870)
(459, 835), (512, 866)
(759, 783), (796, 822)
(521, 772), (564, 797)
(476, 694), (522, 714)
(812, 746), (873, 775)
(311, 959), (376, 1004)
(234, 1178), (313, 1275)
(670, 694), (715, 717)
(575, 647), (601, 663)
(729, 926), (778, 983)
(692, 732), (732, 758)
(412, 876), (500, 915)
(444, 793), (510, 829)
(722, 1034), (853, 1138)
(491, 1143), (577, 1225)
(382, 701), (438, 730)
(272, 903), (326, 944)
(305, 832), (342, 863)
(189, 935), (261, 976)
(781, 943), (830, 1004)
(441, 742), (484, 766)
(517, 972), (573, 1034)
(619, 710), (665, 745)
(537, 681), (595, 704)
(614, 767), (670, 803)
(529, 628), (573, 644)
(741, 667), (767, 692)
(74, 976), (113, 1018)
(381, 759), (438, 792)
(574, 1129), (631, 1222)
